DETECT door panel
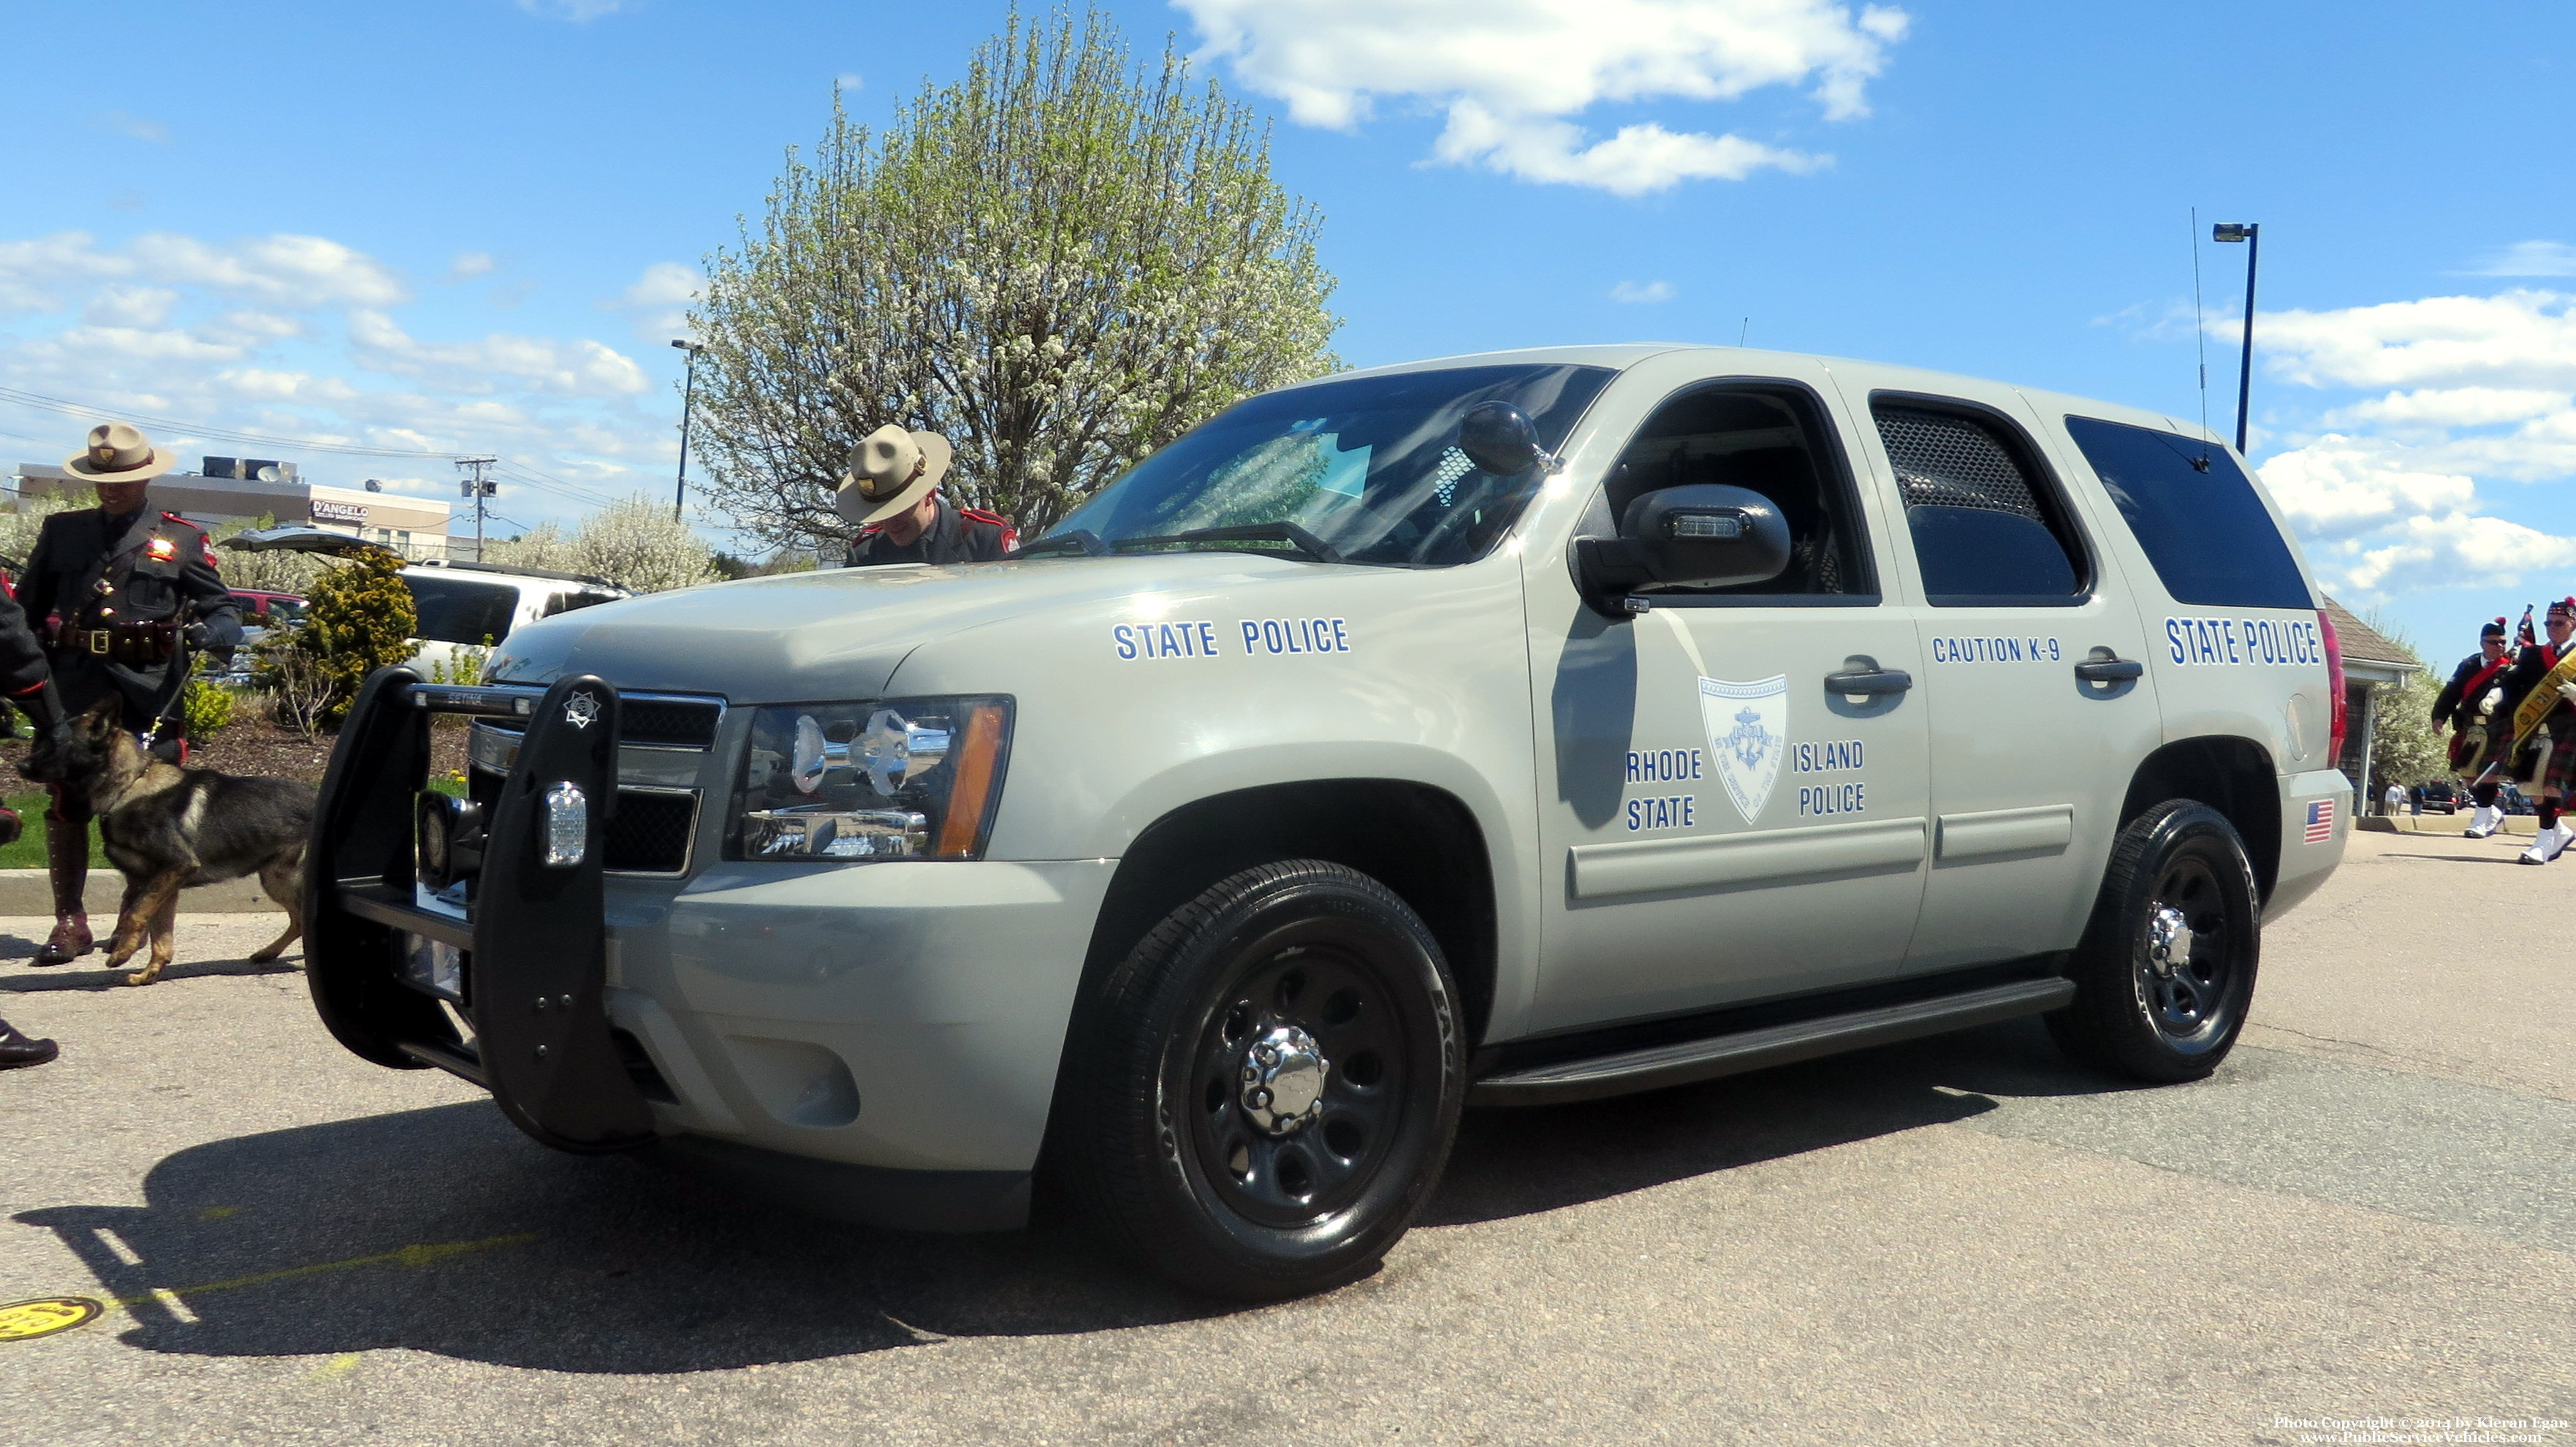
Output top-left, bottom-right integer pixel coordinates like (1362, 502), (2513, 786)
(1834, 379), (2163, 969)
(1524, 360), (1932, 1033)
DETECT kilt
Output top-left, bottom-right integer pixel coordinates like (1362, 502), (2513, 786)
(2516, 708), (2576, 794)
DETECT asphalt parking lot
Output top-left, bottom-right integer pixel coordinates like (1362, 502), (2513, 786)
(2, 827), (2571, 1446)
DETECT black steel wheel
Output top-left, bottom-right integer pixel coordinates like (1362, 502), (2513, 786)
(1053, 859), (1463, 1300)
(2048, 800), (2260, 1082)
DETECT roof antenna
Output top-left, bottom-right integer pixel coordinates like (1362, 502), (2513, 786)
(1739, 317), (1749, 347)
(2190, 208), (2213, 471)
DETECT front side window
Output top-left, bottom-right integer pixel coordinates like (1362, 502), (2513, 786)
(2064, 415), (2311, 609)
(1874, 401), (2087, 605)
(1046, 364), (1615, 567)
(1603, 384), (1874, 601)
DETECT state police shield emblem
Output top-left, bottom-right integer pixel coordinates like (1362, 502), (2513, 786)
(1699, 675), (1787, 822)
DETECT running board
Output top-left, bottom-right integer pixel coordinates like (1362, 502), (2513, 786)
(1467, 978), (2075, 1108)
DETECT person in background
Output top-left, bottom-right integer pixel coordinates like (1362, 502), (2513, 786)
(2496, 598), (2576, 865)
(2434, 617), (2516, 839)
(2383, 781), (2406, 818)
(17, 422), (238, 965)
(837, 425), (1016, 566)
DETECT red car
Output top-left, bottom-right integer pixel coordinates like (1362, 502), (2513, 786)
(229, 590), (308, 627)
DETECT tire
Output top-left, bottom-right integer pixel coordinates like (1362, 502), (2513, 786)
(2047, 800), (2261, 1082)
(1054, 859), (1465, 1300)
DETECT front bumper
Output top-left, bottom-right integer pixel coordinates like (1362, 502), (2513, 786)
(304, 669), (1112, 1226)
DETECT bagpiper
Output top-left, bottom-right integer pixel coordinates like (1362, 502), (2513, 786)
(2432, 615), (2515, 838)
(17, 422), (241, 965)
(2494, 597), (2576, 864)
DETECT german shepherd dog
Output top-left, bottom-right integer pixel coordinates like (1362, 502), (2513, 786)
(20, 701), (313, 985)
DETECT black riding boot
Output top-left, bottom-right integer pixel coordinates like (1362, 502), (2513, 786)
(34, 813), (91, 967)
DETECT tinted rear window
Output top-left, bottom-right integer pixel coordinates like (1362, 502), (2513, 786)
(2064, 416), (2311, 609)
(405, 574), (518, 645)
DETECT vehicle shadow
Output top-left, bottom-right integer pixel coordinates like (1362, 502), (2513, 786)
(1423, 1015), (2124, 1226)
(17, 1019), (2139, 1373)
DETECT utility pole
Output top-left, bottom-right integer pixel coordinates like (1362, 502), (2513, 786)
(2213, 222), (2260, 455)
(671, 339), (706, 522)
(456, 456), (497, 562)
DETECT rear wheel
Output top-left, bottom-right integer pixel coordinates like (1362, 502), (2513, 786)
(1055, 860), (1464, 1300)
(2048, 800), (2260, 1082)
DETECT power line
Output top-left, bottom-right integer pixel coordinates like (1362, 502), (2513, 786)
(0, 385), (474, 460)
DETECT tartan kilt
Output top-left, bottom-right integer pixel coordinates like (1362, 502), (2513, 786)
(2514, 709), (2576, 792)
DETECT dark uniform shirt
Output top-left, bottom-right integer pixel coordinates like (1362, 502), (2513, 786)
(843, 496), (1016, 568)
(18, 505), (239, 729)
(2432, 650), (2512, 731)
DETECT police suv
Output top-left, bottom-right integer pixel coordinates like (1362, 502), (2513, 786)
(305, 346), (2350, 1300)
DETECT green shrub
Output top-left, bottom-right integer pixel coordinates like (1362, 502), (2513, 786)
(182, 679), (236, 737)
(256, 549), (417, 732)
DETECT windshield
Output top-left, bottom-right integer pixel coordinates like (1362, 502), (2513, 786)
(1049, 364), (1615, 567)
(405, 574), (519, 645)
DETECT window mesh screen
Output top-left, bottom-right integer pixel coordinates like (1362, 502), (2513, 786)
(1873, 407), (2042, 520)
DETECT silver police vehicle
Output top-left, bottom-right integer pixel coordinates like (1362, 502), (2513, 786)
(306, 346), (2352, 1299)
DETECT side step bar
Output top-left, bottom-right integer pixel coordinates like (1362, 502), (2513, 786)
(1468, 977), (2075, 1108)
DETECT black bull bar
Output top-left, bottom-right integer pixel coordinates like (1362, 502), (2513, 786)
(303, 666), (656, 1154)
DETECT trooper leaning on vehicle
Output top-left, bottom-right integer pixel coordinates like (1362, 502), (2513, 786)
(18, 423), (240, 965)
(837, 424), (1016, 566)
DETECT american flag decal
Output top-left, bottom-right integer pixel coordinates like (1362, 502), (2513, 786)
(2304, 799), (2336, 843)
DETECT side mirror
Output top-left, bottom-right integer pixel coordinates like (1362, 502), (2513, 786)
(1456, 401), (1548, 476)
(1575, 484), (1791, 616)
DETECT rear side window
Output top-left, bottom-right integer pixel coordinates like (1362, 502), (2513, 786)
(2064, 415), (2311, 609)
(404, 574), (518, 645)
(1874, 401), (2086, 605)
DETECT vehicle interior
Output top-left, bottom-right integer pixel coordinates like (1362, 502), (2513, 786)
(1602, 386), (1874, 599)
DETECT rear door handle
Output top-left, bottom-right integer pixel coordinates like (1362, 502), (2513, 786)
(1823, 666), (1913, 696)
(2074, 656), (2145, 683)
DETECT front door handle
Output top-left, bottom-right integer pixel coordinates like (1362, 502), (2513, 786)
(1823, 666), (1913, 696)
(2074, 656), (2145, 683)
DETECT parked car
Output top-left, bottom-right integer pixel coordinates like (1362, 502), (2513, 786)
(398, 560), (628, 679)
(2418, 780), (2458, 814)
(303, 343), (2352, 1300)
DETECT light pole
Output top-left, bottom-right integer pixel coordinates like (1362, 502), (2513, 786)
(2213, 222), (2260, 455)
(671, 338), (705, 521)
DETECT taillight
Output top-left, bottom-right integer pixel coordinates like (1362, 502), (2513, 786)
(2319, 608), (2348, 764)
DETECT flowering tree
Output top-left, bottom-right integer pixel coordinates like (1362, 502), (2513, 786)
(691, 7), (1340, 552)
(490, 495), (717, 594)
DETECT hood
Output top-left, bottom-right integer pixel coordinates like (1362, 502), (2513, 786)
(483, 552), (1340, 701)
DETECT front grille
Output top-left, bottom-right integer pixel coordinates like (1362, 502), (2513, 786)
(605, 789), (697, 873)
(621, 696), (723, 749)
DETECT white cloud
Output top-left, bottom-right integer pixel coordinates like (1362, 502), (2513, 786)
(2465, 240), (2576, 277)
(1610, 279), (1676, 303)
(2338, 512), (2576, 596)
(2257, 436), (2477, 542)
(2258, 289), (2576, 392)
(2324, 387), (2571, 431)
(604, 261), (701, 343)
(94, 110), (169, 144)
(1175, 0), (1904, 193)
(516, 0), (624, 18)
(836, 73), (864, 94)
(84, 285), (179, 329)
(0, 231), (409, 314)
(445, 251), (498, 281)
(348, 310), (649, 398)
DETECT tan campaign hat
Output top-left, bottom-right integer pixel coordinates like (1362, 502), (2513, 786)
(62, 421), (175, 484)
(835, 425), (954, 527)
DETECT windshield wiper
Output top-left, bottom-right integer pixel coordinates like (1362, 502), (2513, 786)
(1009, 528), (1112, 559)
(1112, 523), (1346, 566)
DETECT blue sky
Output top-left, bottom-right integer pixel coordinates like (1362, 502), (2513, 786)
(2, 0), (2572, 653)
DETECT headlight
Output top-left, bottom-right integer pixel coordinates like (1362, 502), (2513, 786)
(733, 696), (1011, 862)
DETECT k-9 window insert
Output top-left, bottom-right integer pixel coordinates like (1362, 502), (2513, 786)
(1870, 393), (2094, 607)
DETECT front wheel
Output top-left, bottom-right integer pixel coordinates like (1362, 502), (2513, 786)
(1054, 860), (1464, 1300)
(2048, 800), (2261, 1082)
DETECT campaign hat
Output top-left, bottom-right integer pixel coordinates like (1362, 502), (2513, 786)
(835, 425), (954, 527)
(61, 422), (175, 484)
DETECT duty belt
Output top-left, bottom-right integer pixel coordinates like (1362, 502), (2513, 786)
(50, 620), (177, 666)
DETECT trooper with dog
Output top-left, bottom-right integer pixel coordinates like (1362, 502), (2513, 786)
(838, 424), (1017, 566)
(18, 422), (240, 967)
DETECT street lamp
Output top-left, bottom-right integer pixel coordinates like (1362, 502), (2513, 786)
(671, 339), (706, 521)
(2213, 222), (2260, 455)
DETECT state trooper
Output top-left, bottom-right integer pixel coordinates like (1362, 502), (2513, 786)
(18, 422), (240, 965)
(837, 425), (1017, 566)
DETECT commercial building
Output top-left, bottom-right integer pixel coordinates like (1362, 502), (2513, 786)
(9, 456), (455, 558)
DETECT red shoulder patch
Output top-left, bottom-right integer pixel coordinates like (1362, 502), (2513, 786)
(959, 507), (1019, 552)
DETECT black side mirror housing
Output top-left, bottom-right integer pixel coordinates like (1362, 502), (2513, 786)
(1456, 401), (1548, 476)
(1576, 484), (1791, 617)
